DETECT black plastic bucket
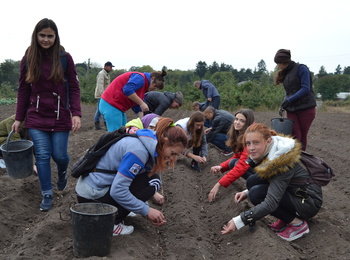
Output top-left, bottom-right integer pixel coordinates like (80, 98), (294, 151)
(70, 203), (118, 258)
(271, 117), (294, 135)
(0, 131), (34, 179)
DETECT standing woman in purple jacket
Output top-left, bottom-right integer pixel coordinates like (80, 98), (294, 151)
(12, 18), (82, 211)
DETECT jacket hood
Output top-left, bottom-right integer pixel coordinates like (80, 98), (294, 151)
(125, 118), (144, 130)
(164, 91), (175, 101)
(254, 136), (302, 179)
(136, 129), (158, 164)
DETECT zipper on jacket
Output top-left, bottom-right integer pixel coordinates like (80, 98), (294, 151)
(53, 92), (61, 120)
(36, 95), (40, 112)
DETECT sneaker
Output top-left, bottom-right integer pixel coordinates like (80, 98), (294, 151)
(40, 195), (53, 211)
(113, 223), (134, 236)
(57, 171), (67, 191)
(127, 212), (137, 217)
(191, 161), (201, 172)
(276, 221), (309, 241)
(269, 219), (287, 232)
(221, 150), (233, 156)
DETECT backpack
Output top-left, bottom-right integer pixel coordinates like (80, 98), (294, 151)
(293, 151), (335, 186)
(71, 126), (137, 178)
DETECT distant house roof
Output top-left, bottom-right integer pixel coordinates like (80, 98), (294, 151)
(316, 92), (350, 99)
(337, 92), (350, 99)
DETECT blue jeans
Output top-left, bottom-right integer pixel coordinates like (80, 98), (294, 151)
(29, 129), (70, 196)
(209, 133), (231, 152)
(99, 98), (127, 132)
(205, 96), (220, 109)
(94, 99), (105, 123)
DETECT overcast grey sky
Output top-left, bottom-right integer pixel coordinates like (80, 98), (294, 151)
(1, 0), (350, 74)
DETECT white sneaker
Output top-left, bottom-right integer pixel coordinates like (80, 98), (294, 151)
(127, 212), (137, 217)
(113, 223), (134, 236)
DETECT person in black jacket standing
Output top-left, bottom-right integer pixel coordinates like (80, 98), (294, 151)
(274, 49), (316, 151)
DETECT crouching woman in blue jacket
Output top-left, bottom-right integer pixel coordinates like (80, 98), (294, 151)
(75, 117), (188, 235)
(221, 123), (322, 241)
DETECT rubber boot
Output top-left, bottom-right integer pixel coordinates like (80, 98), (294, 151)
(94, 122), (101, 130)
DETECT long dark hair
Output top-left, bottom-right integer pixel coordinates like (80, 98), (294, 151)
(226, 109), (255, 152)
(187, 112), (205, 148)
(26, 18), (65, 84)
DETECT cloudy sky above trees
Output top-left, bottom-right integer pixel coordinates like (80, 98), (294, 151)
(1, 0), (349, 74)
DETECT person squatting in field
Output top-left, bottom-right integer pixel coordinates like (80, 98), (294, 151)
(175, 111), (208, 172)
(124, 113), (163, 205)
(221, 123), (322, 241)
(75, 118), (188, 235)
(99, 69), (167, 132)
(208, 109), (255, 202)
(203, 106), (234, 156)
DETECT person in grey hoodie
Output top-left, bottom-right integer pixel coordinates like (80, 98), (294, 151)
(75, 117), (188, 236)
(144, 91), (183, 116)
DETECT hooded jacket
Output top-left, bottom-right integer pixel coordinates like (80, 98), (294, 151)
(144, 91), (176, 116)
(16, 51), (81, 131)
(76, 129), (157, 216)
(206, 109), (234, 142)
(233, 136), (322, 229)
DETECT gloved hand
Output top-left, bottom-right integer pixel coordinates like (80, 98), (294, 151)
(278, 106), (284, 117)
(281, 99), (289, 109)
(279, 99), (289, 116)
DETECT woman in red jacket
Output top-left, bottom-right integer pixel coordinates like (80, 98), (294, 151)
(208, 109), (254, 202)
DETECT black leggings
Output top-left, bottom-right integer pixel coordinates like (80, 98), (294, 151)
(246, 174), (297, 224)
(77, 173), (160, 224)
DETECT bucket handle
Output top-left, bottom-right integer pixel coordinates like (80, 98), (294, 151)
(59, 201), (76, 221)
(4, 130), (15, 152)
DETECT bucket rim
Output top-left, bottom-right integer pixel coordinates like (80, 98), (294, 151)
(271, 117), (294, 122)
(70, 202), (118, 216)
(0, 140), (34, 153)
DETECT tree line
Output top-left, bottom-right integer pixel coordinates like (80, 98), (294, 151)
(1, 58), (349, 109)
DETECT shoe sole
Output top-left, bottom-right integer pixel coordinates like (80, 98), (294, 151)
(40, 206), (52, 212)
(277, 227), (310, 241)
(221, 153), (233, 156)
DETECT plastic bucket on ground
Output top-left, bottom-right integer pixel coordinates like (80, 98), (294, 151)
(0, 130), (34, 179)
(271, 117), (294, 135)
(70, 203), (118, 258)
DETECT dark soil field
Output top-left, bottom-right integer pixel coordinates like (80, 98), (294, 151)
(1, 104), (349, 260)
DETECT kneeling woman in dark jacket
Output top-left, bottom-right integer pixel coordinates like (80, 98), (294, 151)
(221, 123), (322, 241)
(75, 118), (188, 236)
